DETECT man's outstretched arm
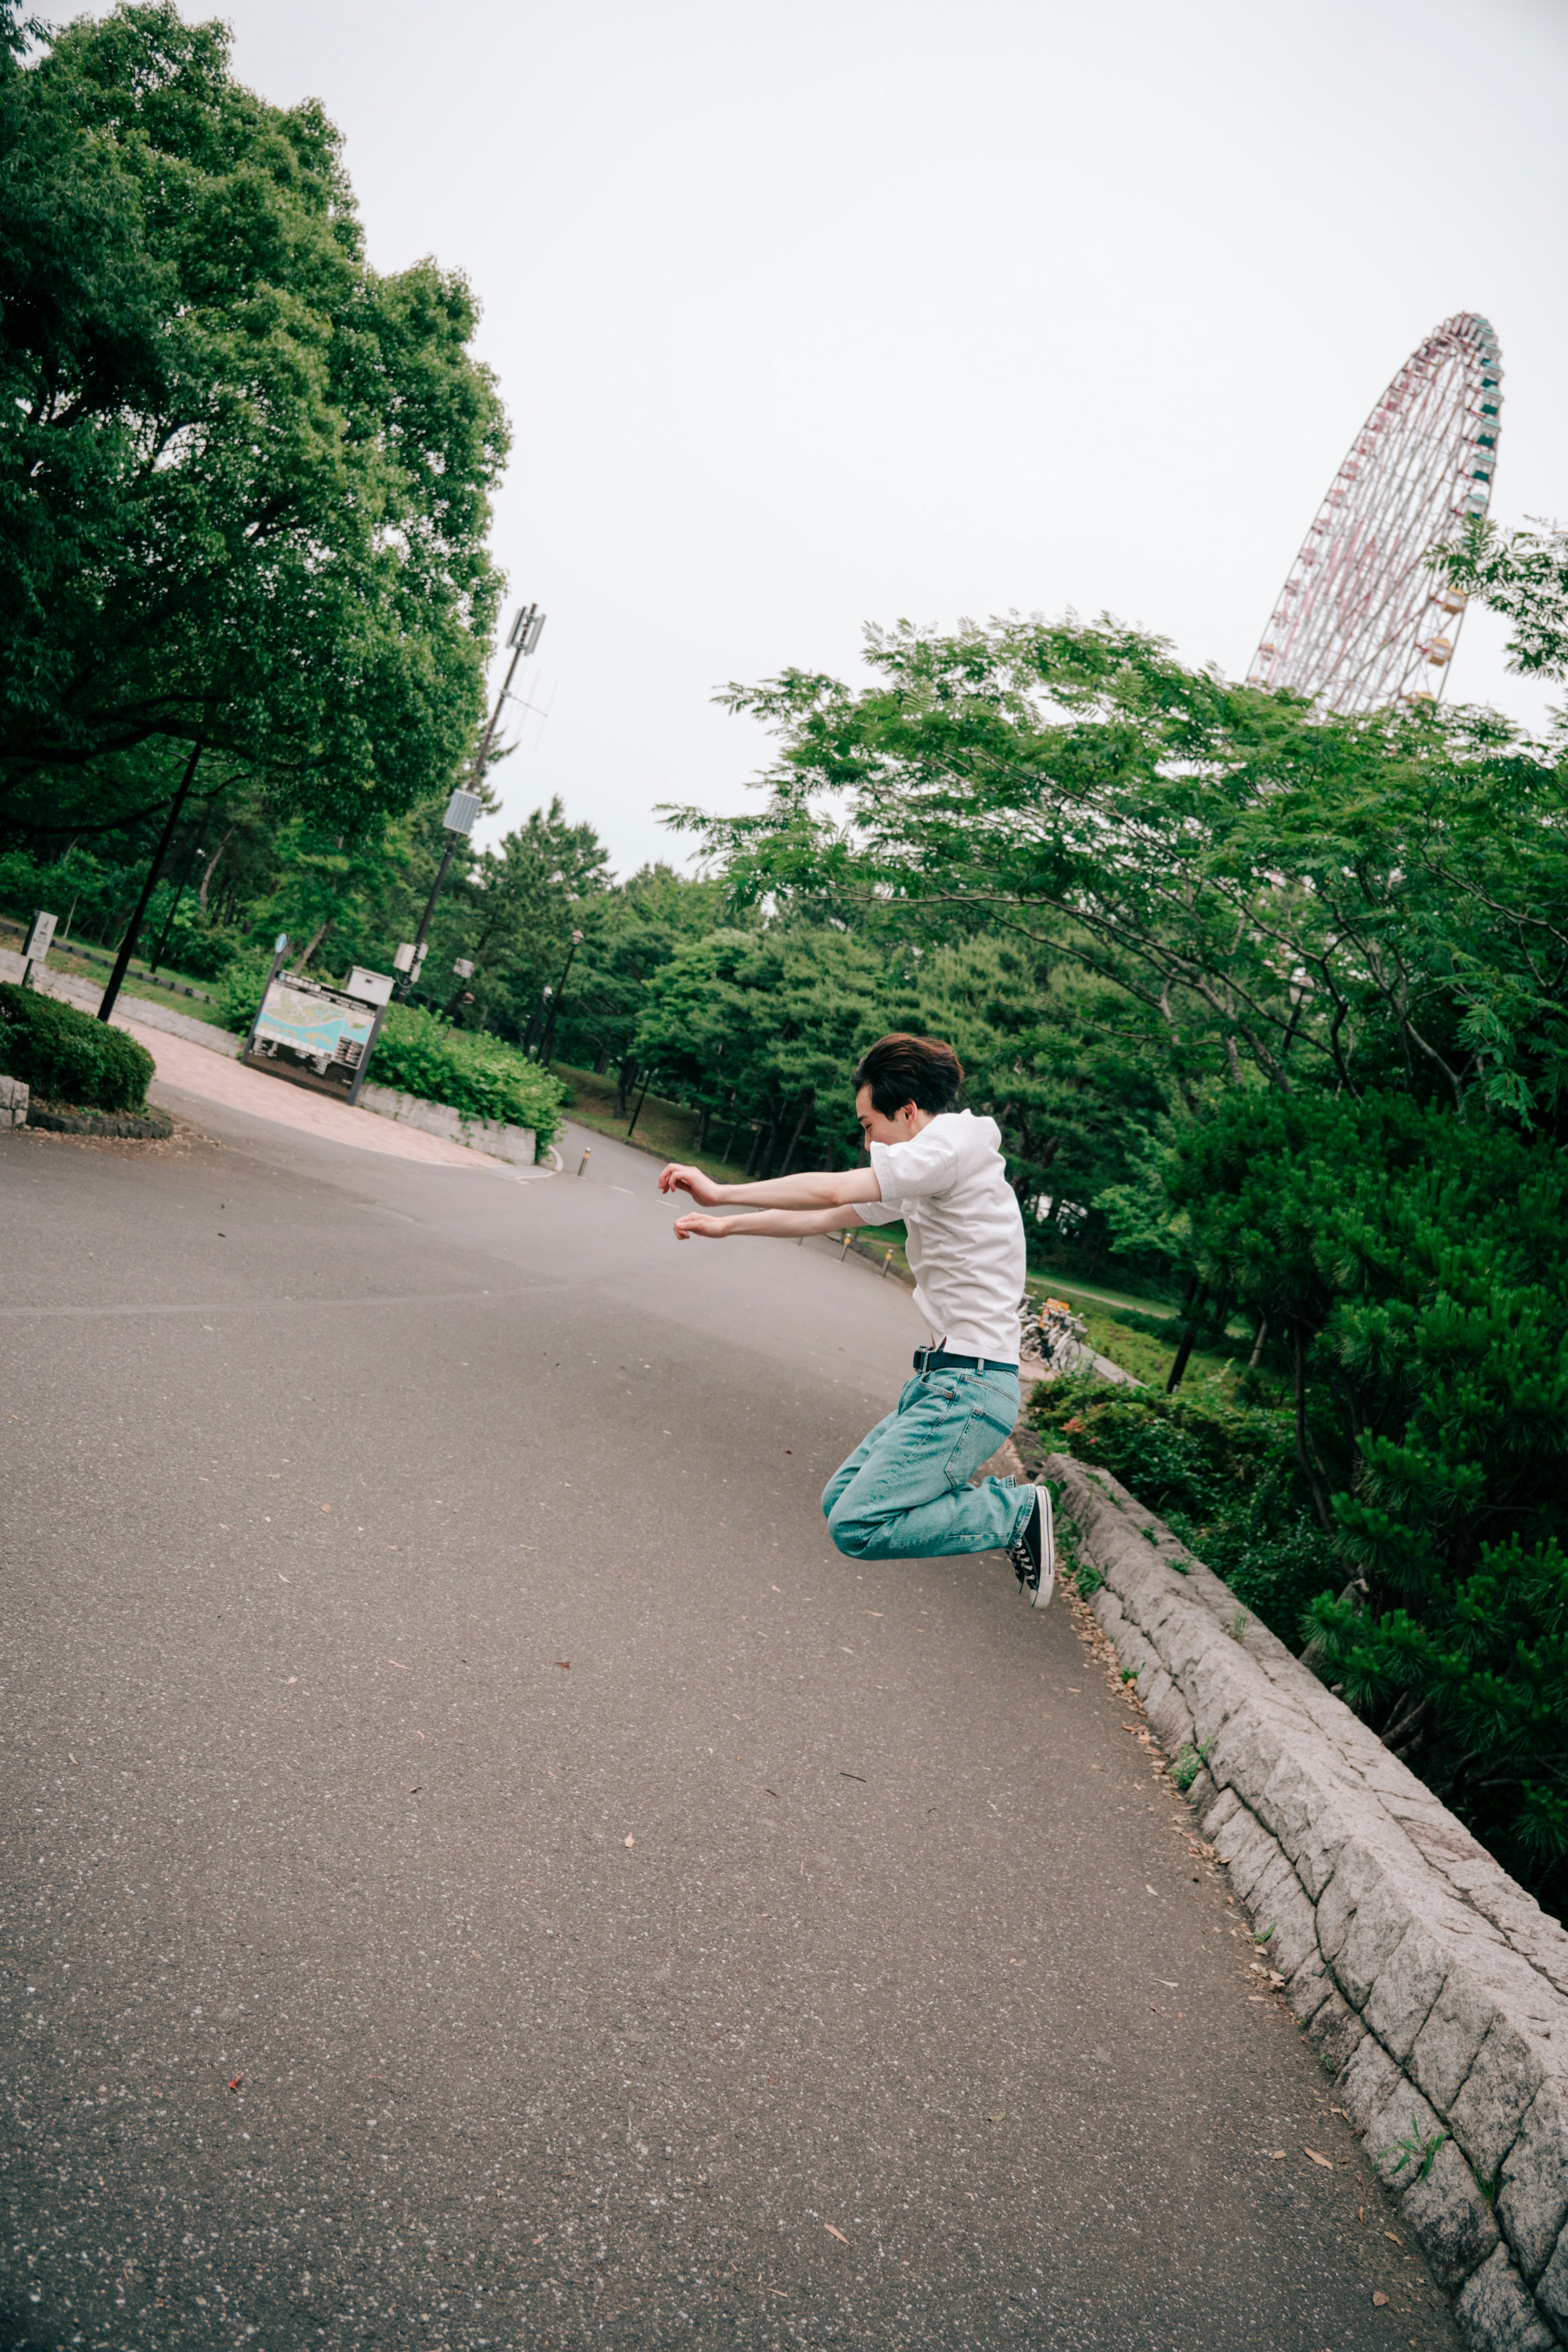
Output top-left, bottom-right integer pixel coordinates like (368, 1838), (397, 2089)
(672, 1204), (861, 1242)
(658, 1161), (881, 1213)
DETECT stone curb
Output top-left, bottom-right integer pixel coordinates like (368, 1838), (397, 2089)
(1040, 1447), (1568, 2352)
(27, 1103), (173, 1139)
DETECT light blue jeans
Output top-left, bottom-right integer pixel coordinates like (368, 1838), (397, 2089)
(822, 1367), (1028, 1561)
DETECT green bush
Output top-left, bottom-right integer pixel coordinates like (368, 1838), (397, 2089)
(371, 1005), (566, 1143)
(1030, 1374), (1335, 1638)
(218, 955), (274, 1034)
(0, 983), (155, 1112)
(1166, 1090), (1568, 1910)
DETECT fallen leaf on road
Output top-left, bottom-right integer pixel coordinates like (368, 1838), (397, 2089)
(1268, 2150), (1287, 2160)
(1384, 2229), (1403, 2245)
(556, 1661), (570, 1670)
(624, 1835), (635, 1847)
(764, 1789), (779, 1798)
(1145, 1885), (1159, 1897)
(1372, 2291), (1388, 2305)
(388, 1659), (410, 1670)
(1305, 2147), (1332, 2168)
(321, 1504), (331, 1513)
(278, 1573), (289, 1583)
(824, 2225), (849, 2245)
(1331, 2106), (1351, 2118)
(227, 2077), (242, 2091)
(988, 2111), (1005, 2122)
(862, 1610), (883, 1617)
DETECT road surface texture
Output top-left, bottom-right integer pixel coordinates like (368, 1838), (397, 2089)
(0, 1081), (1463, 2352)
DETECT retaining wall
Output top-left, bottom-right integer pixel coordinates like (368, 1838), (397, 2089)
(1042, 1448), (1568, 2352)
(354, 1081), (536, 1166)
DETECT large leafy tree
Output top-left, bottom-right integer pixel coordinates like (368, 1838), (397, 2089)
(0, 0), (507, 834)
(669, 618), (1568, 1129)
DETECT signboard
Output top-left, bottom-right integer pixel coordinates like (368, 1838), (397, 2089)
(22, 910), (56, 979)
(244, 971), (384, 1103)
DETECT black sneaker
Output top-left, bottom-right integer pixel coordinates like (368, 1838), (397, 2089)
(1006, 1486), (1055, 1610)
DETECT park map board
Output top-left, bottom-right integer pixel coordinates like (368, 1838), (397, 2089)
(244, 972), (384, 1103)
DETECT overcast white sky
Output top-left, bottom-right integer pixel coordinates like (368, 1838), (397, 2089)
(216, 0), (1568, 876)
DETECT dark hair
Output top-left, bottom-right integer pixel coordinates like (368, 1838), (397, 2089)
(852, 1032), (964, 1117)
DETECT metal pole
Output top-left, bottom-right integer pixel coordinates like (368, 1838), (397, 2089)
(396, 616), (537, 1003)
(97, 740), (203, 1021)
(626, 1070), (655, 1140)
(399, 834), (460, 1000)
(347, 1002), (385, 1106)
(539, 931), (582, 1066)
(243, 935), (290, 1060)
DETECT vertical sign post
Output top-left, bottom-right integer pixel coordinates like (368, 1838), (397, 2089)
(243, 935), (290, 1058)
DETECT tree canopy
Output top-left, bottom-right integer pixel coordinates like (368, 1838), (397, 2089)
(0, 0), (507, 836)
(669, 618), (1568, 1130)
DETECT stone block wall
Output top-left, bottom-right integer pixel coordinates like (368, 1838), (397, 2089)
(1045, 1449), (1568, 2352)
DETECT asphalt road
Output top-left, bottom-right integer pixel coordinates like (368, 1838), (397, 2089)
(0, 1086), (1463, 2352)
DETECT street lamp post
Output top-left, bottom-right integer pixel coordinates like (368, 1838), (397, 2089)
(396, 603), (547, 1002)
(539, 929), (584, 1065)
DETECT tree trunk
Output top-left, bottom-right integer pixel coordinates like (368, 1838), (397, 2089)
(197, 824), (236, 914)
(1165, 1282), (1209, 1393)
(594, 1046), (612, 1076)
(1248, 1316), (1269, 1369)
(1292, 1320), (1336, 1534)
(743, 1120), (768, 1179)
(614, 1056), (637, 1118)
(778, 1088), (815, 1176)
(697, 1104), (712, 1150)
(298, 917), (333, 971)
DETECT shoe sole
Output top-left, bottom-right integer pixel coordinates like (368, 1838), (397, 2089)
(1031, 1485), (1056, 1610)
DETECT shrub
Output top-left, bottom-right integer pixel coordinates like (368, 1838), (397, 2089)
(0, 983), (155, 1112)
(1029, 1373), (1337, 1642)
(1167, 1089), (1568, 1910)
(218, 955), (274, 1034)
(371, 1006), (566, 1144)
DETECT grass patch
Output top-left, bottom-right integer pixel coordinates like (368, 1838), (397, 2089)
(550, 1064), (758, 1183)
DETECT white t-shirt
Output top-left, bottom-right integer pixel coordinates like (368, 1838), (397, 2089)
(855, 1109), (1025, 1364)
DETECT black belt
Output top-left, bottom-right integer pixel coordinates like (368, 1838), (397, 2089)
(913, 1347), (1019, 1376)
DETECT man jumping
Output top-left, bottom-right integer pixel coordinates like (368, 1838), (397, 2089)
(658, 1031), (1053, 1605)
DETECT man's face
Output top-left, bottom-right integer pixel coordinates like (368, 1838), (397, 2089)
(855, 1086), (926, 1147)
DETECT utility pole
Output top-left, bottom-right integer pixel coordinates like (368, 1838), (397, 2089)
(538, 928), (584, 1065)
(397, 603), (546, 1001)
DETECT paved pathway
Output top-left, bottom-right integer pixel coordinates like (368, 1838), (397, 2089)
(0, 1097), (1461, 2349)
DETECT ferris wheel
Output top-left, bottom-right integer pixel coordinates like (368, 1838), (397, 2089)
(1247, 312), (1503, 713)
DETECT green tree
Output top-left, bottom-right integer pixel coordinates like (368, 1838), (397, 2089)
(1166, 1088), (1568, 1903)
(669, 618), (1568, 1128)
(432, 797), (610, 1035)
(0, 0), (507, 833)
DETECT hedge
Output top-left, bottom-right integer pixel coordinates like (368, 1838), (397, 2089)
(0, 983), (156, 1112)
(369, 1006), (566, 1144)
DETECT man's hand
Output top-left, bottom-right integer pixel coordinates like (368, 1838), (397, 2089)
(659, 1162), (725, 1206)
(673, 1211), (731, 1240)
